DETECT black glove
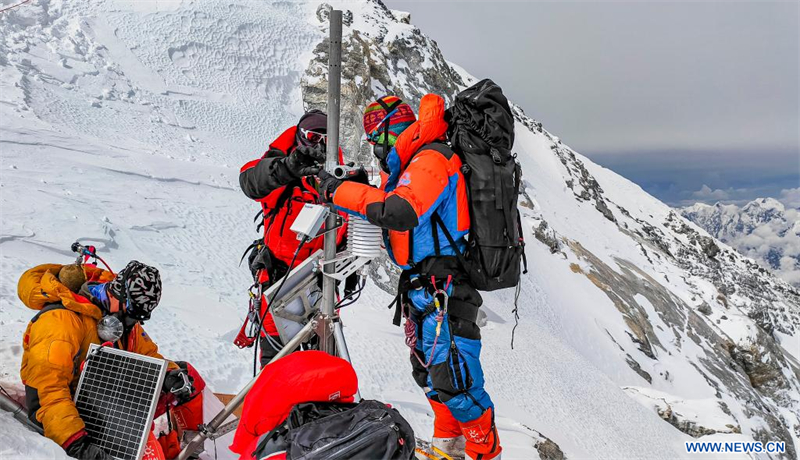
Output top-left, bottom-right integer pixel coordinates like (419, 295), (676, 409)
(344, 166), (370, 185)
(66, 435), (112, 460)
(317, 169), (343, 201)
(286, 144), (325, 178)
(163, 367), (194, 404)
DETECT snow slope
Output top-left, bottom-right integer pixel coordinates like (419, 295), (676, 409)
(682, 198), (800, 286)
(2, 1), (799, 459)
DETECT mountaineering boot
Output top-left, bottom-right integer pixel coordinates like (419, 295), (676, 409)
(458, 408), (501, 460)
(429, 398), (465, 459)
(432, 436), (466, 459)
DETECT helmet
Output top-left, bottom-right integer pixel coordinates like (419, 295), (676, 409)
(108, 260), (162, 321)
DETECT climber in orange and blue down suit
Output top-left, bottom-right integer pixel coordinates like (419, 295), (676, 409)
(317, 94), (502, 460)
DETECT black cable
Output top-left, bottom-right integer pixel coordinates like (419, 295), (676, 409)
(334, 277), (366, 309)
(252, 237), (308, 376)
(335, 278), (364, 307)
(336, 290), (362, 309)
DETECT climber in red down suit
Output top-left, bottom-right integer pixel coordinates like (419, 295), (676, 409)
(238, 110), (346, 365)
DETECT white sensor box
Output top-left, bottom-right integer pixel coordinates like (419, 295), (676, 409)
(290, 203), (328, 240)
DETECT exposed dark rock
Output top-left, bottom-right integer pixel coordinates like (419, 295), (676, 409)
(626, 355), (653, 383)
(535, 438), (565, 460)
(729, 332), (791, 392)
(716, 293), (728, 308)
(656, 402), (740, 438)
(534, 220), (561, 254)
(697, 236), (720, 259)
(697, 303), (712, 315)
(391, 10), (411, 24)
(546, 142), (615, 223)
(595, 198), (616, 223)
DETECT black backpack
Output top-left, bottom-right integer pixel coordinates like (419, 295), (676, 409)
(253, 400), (416, 460)
(436, 78), (526, 291)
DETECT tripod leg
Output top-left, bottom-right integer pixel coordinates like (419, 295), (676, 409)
(333, 321), (351, 363)
(332, 320), (361, 401)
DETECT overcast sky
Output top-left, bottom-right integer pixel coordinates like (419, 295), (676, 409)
(387, 0), (799, 207)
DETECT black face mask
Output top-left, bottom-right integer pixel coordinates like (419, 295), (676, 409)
(122, 314), (141, 329)
(373, 143), (391, 173)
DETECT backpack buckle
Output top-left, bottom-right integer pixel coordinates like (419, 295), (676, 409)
(409, 276), (424, 290)
(490, 148), (502, 164)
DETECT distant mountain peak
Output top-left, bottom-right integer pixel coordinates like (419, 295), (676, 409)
(681, 196), (799, 286)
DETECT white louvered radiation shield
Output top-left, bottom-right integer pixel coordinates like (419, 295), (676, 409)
(74, 344), (167, 460)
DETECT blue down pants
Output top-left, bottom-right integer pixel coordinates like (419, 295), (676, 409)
(407, 283), (493, 423)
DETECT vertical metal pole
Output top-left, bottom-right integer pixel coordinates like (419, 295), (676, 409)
(321, 10), (342, 355)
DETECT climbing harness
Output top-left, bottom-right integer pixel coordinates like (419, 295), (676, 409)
(404, 275), (452, 369)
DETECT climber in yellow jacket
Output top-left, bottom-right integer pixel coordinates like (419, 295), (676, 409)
(18, 261), (202, 460)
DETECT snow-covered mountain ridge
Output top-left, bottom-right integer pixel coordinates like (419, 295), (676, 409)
(1, 1), (799, 459)
(682, 198), (800, 287)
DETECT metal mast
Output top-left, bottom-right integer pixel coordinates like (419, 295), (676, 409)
(320, 9), (342, 355)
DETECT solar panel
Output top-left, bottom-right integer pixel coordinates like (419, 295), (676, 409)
(74, 344), (167, 460)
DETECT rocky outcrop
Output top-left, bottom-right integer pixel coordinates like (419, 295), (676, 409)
(657, 402), (741, 438)
(728, 329), (795, 393)
(663, 211), (800, 336)
(534, 220), (561, 254)
(303, 2), (464, 166)
(697, 236), (720, 259)
(535, 438), (565, 460)
(568, 240), (797, 456)
(549, 143), (615, 223)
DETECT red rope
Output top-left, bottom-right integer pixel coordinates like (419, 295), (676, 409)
(0, 0), (32, 14)
(404, 308), (444, 369)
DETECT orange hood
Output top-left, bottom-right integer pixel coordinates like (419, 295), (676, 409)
(393, 94), (449, 171)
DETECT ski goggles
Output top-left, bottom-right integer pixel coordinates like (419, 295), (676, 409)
(299, 128), (327, 145)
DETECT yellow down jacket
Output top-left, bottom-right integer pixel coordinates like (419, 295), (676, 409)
(18, 264), (169, 447)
